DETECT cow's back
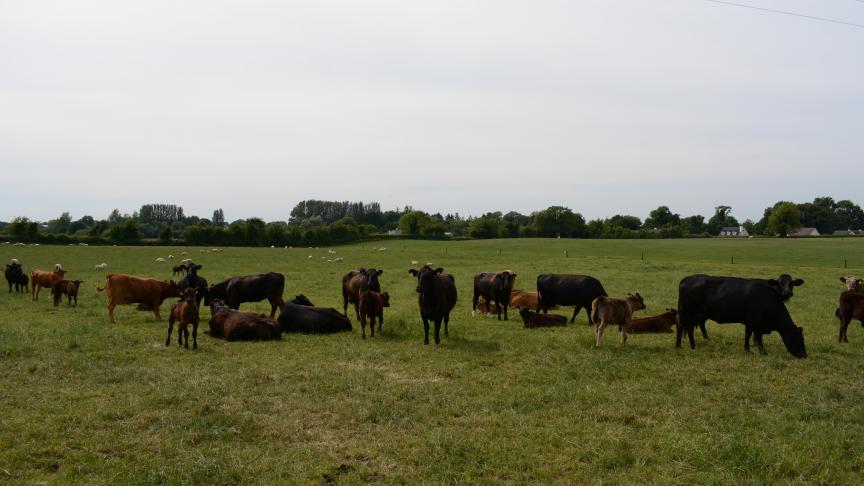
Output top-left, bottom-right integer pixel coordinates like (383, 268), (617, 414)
(537, 274), (607, 307)
(678, 275), (791, 330)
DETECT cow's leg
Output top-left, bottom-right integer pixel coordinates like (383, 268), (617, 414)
(675, 320), (685, 348)
(378, 312), (383, 333)
(754, 332), (767, 355)
(571, 306), (580, 324)
(699, 322), (709, 340)
(354, 301), (361, 321)
(183, 323), (189, 349)
(370, 316), (376, 338)
(108, 303), (117, 323)
(444, 313), (450, 337)
(472, 289), (480, 317)
(687, 322), (698, 349)
(166, 317), (175, 346)
(744, 327), (752, 352)
(621, 325), (628, 345)
(502, 299), (508, 321)
(422, 316), (430, 345)
(361, 314), (367, 339)
(153, 304), (162, 321)
(192, 321), (198, 350)
(342, 290), (349, 317)
(269, 298), (278, 318)
(32, 284), (38, 301)
(434, 318), (442, 345)
(594, 320), (607, 347)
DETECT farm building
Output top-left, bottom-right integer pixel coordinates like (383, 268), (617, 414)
(789, 227), (820, 237)
(719, 226), (749, 237)
(832, 229), (864, 236)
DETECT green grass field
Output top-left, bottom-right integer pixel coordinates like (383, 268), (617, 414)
(1, 238), (863, 484)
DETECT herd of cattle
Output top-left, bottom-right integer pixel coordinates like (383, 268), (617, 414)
(4, 257), (864, 357)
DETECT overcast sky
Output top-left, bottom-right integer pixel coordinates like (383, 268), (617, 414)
(1, 0), (862, 223)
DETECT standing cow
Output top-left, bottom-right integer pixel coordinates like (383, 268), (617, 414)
(677, 274), (806, 358)
(177, 263), (208, 308)
(342, 268), (383, 320)
(207, 272), (285, 317)
(536, 274), (607, 324)
(31, 266), (67, 301)
(5, 260), (27, 293)
(96, 274), (180, 323)
(472, 270), (516, 321)
(408, 265), (457, 345)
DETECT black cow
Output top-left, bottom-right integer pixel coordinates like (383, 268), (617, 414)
(677, 274), (806, 358)
(342, 268), (383, 319)
(536, 274), (607, 324)
(177, 263), (208, 308)
(472, 270), (516, 321)
(5, 262), (28, 293)
(408, 265), (457, 345)
(277, 302), (352, 333)
(208, 272), (285, 317)
(692, 274), (804, 344)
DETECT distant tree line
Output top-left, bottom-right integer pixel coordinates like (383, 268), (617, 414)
(1, 197), (862, 246)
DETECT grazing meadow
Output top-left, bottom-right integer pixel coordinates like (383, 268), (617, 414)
(1, 238), (863, 484)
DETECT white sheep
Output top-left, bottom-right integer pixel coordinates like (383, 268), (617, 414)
(155, 257), (166, 263)
(334, 257), (344, 262)
(95, 262), (108, 270)
(167, 255), (174, 260)
(411, 260), (419, 265)
(54, 263), (63, 271)
(328, 250), (336, 254)
(180, 251), (188, 256)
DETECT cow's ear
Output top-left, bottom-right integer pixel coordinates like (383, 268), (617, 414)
(511, 273), (517, 278)
(377, 270), (383, 276)
(435, 268), (444, 274)
(408, 269), (418, 276)
(793, 279), (804, 286)
(840, 277), (848, 283)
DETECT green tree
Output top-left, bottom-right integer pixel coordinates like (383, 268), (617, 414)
(399, 211), (432, 236)
(707, 206), (738, 235)
(766, 202), (801, 237)
(532, 206), (585, 238)
(212, 208), (226, 227)
(643, 206), (680, 229)
(468, 214), (502, 239)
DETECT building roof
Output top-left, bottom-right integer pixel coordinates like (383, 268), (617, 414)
(789, 227), (820, 237)
(721, 226), (741, 232)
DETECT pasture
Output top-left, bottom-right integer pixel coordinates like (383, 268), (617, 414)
(1, 238), (863, 484)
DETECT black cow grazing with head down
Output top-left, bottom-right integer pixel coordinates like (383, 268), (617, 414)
(690, 274), (804, 345)
(677, 274), (807, 358)
(408, 264), (457, 345)
(208, 300), (281, 341)
(536, 274), (608, 324)
(342, 268), (383, 319)
(207, 272), (285, 317)
(5, 260), (27, 293)
(472, 270), (517, 321)
(177, 263), (208, 308)
(277, 302), (352, 334)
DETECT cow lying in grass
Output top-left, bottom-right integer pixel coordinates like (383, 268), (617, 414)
(207, 299), (281, 341)
(52, 279), (83, 307)
(167, 288), (200, 349)
(590, 293), (646, 346)
(358, 290), (389, 338)
(518, 307), (567, 328)
(508, 290), (559, 312)
(625, 309), (677, 334)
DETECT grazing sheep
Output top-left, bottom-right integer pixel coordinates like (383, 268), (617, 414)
(180, 251), (188, 256)
(167, 255), (174, 260)
(95, 263), (108, 270)
(155, 257), (166, 263)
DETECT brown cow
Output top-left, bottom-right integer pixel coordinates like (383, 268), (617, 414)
(166, 288), (200, 349)
(358, 290), (390, 338)
(52, 279), (83, 307)
(208, 300), (281, 341)
(836, 290), (864, 343)
(840, 276), (863, 291)
(96, 274), (179, 323)
(626, 308), (677, 334)
(590, 293), (646, 346)
(508, 290), (559, 311)
(518, 307), (567, 328)
(342, 268), (383, 320)
(31, 266), (67, 301)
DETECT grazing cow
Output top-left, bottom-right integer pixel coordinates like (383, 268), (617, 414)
(172, 264), (187, 276)
(277, 302), (353, 334)
(208, 300), (281, 341)
(408, 265), (457, 345)
(177, 263), (208, 308)
(52, 280), (83, 307)
(207, 272), (285, 317)
(5, 261), (27, 293)
(537, 274), (608, 323)
(626, 309), (677, 334)
(691, 274), (804, 344)
(342, 268), (383, 319)
(836, 290), (864, 343)
(590, 293), (646, 346)
(840, 276), (863, 291)
(166, 288), (200, 349)
(96, 274), (179, 323)
(30, 267), (67, 301)
(508, 290), (559, 311)
(358, 290), (389, 338)
(677, 275), (806, 358)
(472, 270), (517, 321)
(518, 307), (567, 328)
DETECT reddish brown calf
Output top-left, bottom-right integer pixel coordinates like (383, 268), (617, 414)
(626, 309), (677, 334)
(518, 307), (567, 328)
(166, 288), (200, 349)
(52, 279), (83, 307)
(358, 290), (389, 338)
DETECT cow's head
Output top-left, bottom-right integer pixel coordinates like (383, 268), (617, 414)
(840, 276), (863, 291)
(665, 308), (678, 319)
(780, 326), (807, 358)
(769, 274), (804, 301)
(364, 268), (383, 288)
(71, 280), (83, 291)
(626, 293), (646, 312)
(496, 271), (517, 293)
(290, 294), (314, 306)
(409, 265), (443, 294)
(187, 263), (202, 277)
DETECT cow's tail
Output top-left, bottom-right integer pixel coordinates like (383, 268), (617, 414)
(96, 275), (112, 292)
(835, 307), (840, 319)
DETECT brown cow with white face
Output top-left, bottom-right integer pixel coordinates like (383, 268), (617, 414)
(31, 265), (67, 301)
(840, 276), (863, 291)
(96, 274), (179, 323)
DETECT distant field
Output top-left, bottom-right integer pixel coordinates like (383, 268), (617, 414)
(1, 238), (863, 484)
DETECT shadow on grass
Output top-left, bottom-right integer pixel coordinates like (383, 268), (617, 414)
(442, 334), (501, 354)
